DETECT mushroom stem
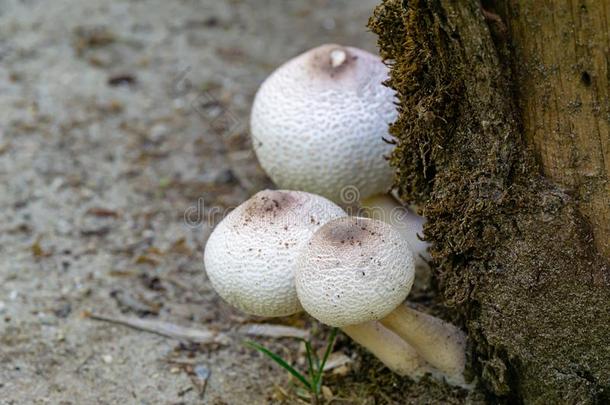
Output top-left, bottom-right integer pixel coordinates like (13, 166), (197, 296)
(360, 193), (431, 288)
(341, 321), (431, 379)
(379, 303), (468, 386)
(360, 196), (467, 383)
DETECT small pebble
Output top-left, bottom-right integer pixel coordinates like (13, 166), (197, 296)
(38, 313), (57, 326)
(149, 124), (167, 143)
(322, 386), (333, 401)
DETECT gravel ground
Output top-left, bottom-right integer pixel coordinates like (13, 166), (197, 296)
(0, 0), (388, 403)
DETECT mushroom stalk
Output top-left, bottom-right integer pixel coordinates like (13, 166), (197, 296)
(341, 321), (431, 379)
(379, 303), (467, 386)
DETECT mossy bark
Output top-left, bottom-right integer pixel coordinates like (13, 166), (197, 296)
(369, 1), (610, 403)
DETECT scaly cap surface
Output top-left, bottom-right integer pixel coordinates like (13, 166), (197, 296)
(204, 189), (346, 317)
(251, 44), (396, 203)
(295, 217), (414, 327)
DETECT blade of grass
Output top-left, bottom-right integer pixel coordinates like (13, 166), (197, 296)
(311, 342), (321, 371)
(303, 339), (317, 390)
(318, 328), (338, 373)
(314, 327), (338, 393)
(301, 337), (323, 394)
(245, 341), (311, 390)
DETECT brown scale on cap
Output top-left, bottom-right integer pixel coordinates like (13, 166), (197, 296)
(306, 44), (359, 79)
(242, 189), (300, 223)
(316, 216), (381, 247)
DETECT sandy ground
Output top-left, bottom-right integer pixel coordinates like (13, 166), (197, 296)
(0, 0), (403, 403)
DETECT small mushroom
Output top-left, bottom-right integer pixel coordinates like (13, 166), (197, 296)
(204, 189), (427, 377)
(250, 43), (431, 282)
(295, 216), (467, 386)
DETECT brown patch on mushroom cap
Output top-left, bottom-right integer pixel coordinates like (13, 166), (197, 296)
(306, 44), (359, 79)
(243, 189), (300, 220)
(316, 216), (381, 248)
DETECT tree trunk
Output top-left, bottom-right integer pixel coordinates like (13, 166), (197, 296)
(498, 1), (610, 259)
(369, 1), (610, 403)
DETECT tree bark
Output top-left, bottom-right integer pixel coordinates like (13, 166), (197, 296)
(498, 0), (610, 259)
(369, 0), (610, 403)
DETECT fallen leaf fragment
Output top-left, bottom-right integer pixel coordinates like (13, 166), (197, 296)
(84, 311), (228, 344)
(322, 352), (352, 371)
(322, 385), (333, 401)
(86, 207), (119, 218)
(239, 323), (309, 339)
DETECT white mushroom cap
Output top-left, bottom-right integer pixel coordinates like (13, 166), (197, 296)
(295, 217), (414, 327)
(204, 189), (346, 317)
(362, 194), (431, 288)
(251, 44), (396, 203)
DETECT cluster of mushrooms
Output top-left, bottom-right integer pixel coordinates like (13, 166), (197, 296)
(204, 44), (468, 387)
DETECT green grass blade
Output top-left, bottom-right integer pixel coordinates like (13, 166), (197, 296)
(319, 328), (338, 373)
(303, 339), (317, 390)
(245, 341), (312, 390)
(314, 327), (338, 393)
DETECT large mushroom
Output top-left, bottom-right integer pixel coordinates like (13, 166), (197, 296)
(250, 43), (431, 281)
(251, 44), (395, 204)
(204, 189), (428, 377)
(295, 216), (467, 386)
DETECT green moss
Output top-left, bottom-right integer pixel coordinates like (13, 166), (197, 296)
(369, 1), (610, 403)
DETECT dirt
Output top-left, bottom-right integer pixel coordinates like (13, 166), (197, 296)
(0, 1), (421, 403)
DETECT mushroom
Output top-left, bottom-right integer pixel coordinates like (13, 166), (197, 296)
(295, 216), (467, 386)
(204, 189), (428, 377)
(250, 44), (395, 204)
(204, 189), (345, 317)
(250, 43), (431, 281)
